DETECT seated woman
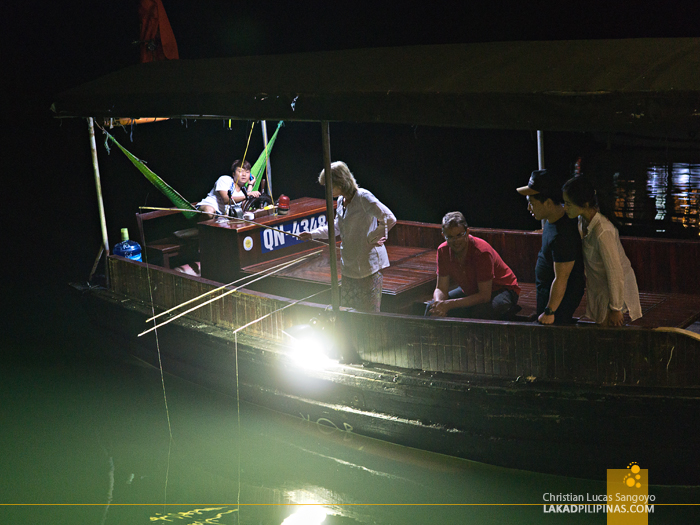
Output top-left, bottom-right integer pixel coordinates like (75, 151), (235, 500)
(562, 176), (642, 326)
(197, 159), (261, 219)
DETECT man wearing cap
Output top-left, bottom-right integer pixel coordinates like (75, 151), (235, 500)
(427, 211), (520, 319)
(517, 170), (585, 325)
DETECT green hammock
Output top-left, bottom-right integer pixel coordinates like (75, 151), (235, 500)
(103, 130), (198, 219)
(249, 121), (283, 192)
(104, 120), (283, 217)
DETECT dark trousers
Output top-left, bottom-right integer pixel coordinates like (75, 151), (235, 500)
(425, 287), (519, 320)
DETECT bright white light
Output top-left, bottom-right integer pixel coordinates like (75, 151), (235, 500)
(281, 505), (327, 525)
(288, 335), (338, 370)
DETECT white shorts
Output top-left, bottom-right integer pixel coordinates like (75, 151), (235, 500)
(196, 196), (224, 215)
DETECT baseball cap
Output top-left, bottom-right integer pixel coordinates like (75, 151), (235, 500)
(516, 169), (560, 196)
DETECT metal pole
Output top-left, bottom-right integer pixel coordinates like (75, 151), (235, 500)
(261, 120), (273, 196)
(88, 117), (110, 255)
(321, 121), (340, 313)
(537, 130), (545, 170)
(536, 130), (547, 229)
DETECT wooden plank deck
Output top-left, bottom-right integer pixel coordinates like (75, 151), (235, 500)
(515, 283), (700, 328)
(241, 244), (437, 310)
(242, 244), (700, 328)
(132, 214), (698, 329)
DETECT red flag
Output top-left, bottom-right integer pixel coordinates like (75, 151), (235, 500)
(138, 0), (179, 63)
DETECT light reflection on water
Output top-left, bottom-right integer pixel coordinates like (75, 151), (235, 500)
(614, 162), (700, 237)
(3, 354), (699, 525)
(2, 292), (700, 524)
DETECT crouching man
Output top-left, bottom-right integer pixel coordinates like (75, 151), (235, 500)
(427, 211), (520, 319)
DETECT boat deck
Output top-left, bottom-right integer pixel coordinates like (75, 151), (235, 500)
(136, 209), (700, 329)
(241, 244), (437, 312)
(516, 283), (700, 328)
(241, 244), (700, 328)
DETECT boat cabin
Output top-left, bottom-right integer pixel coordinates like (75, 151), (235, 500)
(134, 202), (700, 329)
(54, 38), (700, 484)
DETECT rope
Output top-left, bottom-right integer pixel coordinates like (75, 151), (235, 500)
(140, 218), (174, 511)
(234, 333), (241, 511)
(241, 121), (255, 167)
(138, 206), (330, 245)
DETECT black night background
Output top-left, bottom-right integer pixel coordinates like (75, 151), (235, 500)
(2, 1), (700, 522)
(3, 0), (699, 291)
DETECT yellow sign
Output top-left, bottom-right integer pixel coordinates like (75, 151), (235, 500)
(606, 463), (652, 524)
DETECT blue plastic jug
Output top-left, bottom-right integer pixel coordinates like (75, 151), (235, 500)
(113, 228), (142, 261)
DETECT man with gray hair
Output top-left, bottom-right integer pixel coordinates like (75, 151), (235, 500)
(427, 211), (520, 319)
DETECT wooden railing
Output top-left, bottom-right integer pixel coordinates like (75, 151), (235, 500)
(108, 257), (700, 387)
(344, 310), (700, 387)
(388, 221), (700, 294)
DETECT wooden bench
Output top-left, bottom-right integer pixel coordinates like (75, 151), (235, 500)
(388, 221), (700, 328)
(135, 209), (200, 269)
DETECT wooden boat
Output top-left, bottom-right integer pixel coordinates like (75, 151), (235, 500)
(54, 38), (700, 484)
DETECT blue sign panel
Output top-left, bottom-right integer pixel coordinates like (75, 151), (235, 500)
(260, 212), (328, 254)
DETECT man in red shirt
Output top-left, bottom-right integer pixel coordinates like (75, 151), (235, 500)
(427, 211), (520, 319)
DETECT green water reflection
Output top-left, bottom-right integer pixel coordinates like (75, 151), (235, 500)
(2, 291), (699, 523)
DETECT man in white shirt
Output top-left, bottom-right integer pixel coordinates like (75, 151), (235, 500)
(197, 159), (260, 219)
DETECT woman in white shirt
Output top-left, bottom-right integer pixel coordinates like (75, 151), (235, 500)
(562, 176), (642, 326)
(299, 161), (396, 312)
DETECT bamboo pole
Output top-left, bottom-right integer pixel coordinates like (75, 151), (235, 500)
(228, 288), (330, 338)
(145, 248), (323, 323)
(138, 206), (329, 245)
(537, 130), (546, 228)
(321, 121), (340, 313)
(88, 117), (110, 254)
(88, 244), (105, 283)
(261, 120), (273, 197)
(139, 248), (325, 336)
(88, 117), (110, 285)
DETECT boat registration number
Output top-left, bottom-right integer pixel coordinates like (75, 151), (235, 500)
(260, 212), (327, 253)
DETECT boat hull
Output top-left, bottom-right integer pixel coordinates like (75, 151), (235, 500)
(74, 263), (700, 484)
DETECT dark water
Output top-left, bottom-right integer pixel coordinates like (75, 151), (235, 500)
(2, 286), (700, 524)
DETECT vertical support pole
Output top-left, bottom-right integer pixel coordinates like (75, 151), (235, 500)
(88, 117), (109, 254)
(261, 120), (273, 196)
(88, 117), (110, 285)
(321, 121), (340, 314)
(537, 130), (546, 229)
(537, 130), (545, 170)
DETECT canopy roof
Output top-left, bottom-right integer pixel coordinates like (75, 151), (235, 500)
(52, 38), (700, 135)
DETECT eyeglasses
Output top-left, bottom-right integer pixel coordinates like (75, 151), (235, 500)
(444, 231), (467, 242)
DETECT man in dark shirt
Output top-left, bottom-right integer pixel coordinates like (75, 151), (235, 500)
(427, 211), (520, 319)
(517, 170), (585, 324)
